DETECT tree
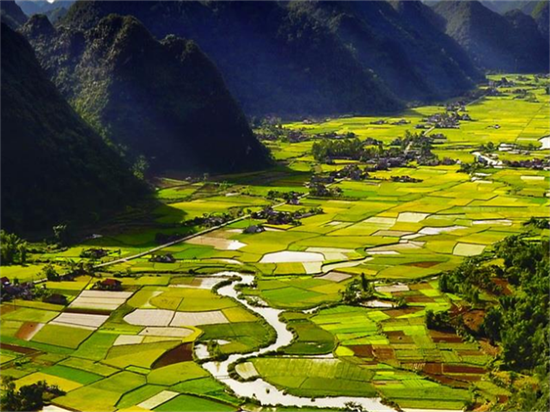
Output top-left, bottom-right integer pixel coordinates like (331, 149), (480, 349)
(41, 264), (60, 281)
(52, 224), (70, 247)
(0, 231), (27, 265)
(344, 401), (366, 412)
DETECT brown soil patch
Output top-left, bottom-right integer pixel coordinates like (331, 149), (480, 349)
(65, 307), (112, 316)
(0, 304), (17, 316)
(492, 278), (512, 295)
(463, 309), (485, 333)
(15, 322), (42, 341)
(408, 283), (432, 290)
(406, 294), (435, 303)
(374, 347), (396, 361)
(429, 330), (463, 343)
(0, 343), (39, 355)
(479, 339), (500, 356)
(152, 343), (192, 369)
(407, 261), (439, 268)
(348, 345), (373, 357)
(385, 307), (421, 317)
(430, 374), (470, 388)
(423, 362), (443, 374)
(443, 364), (485, 374)
(457, 349), (484, 356)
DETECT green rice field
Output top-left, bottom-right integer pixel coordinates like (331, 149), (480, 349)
(1, 74), (548, 412)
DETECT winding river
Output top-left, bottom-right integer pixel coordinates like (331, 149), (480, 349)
(199, 272), (396, 411)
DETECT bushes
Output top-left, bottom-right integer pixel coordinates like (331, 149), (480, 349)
(0, 231), (28, 265)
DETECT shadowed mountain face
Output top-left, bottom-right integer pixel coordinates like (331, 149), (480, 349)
(0, 0), (27, 29)
(433, 0), (548, 73)
(22, 14), (270, 173)
(532, 1), (549, 41)
(291, 0), (482, 102)
(59, 0), (409, 117)
(1, 22), (147, 233)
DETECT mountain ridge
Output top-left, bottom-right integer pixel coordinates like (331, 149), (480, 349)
(22, 13), (270, 173)
(60, 0), (403, 117)
(1, 22), (148, 233)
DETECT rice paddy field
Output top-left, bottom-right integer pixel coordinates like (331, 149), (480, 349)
(1, 74), (548, 411)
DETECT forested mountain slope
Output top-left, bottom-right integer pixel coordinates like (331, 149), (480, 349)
(22, 14), (270, 172)
(59, 0), (404, 117)
(1, 23), (147, 233)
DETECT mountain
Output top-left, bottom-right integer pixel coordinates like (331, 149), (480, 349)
(22, 14), (270, 173)
(433, 0), (548, 72)
(1, 22), (147, 233)
(480, 0), (540, 14)
(59, 0), (405, 117)
(44, 6), (69, 23)
(290, 0), (482, 102)
(532, 1), (549, 40)
(15, 0), (75, 16)
(1, 0), (27, 29)
(428, 1), (542, 15)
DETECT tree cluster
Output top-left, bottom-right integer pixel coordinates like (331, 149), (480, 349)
(0, 231), (28, 266)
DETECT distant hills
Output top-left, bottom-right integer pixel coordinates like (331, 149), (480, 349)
(294, 0), (483, 102)
(22, 13), (270, 173)
(433, 0), (548, 72)
(1, 22), (147, 233)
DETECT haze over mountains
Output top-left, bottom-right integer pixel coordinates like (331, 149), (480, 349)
(434, 0), (549, 72)
(1, 22), (147, 232)
(22, 13), (269, 172)
(288, 1), (483, 102)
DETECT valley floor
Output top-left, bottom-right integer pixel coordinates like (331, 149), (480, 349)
(1, 74), (549, 412)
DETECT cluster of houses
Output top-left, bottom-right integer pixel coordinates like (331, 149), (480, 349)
(0, 277), (68, 306)
(308, 181), (343, 197)
(504, 158), (549, 170)
(420, 110), (472, 129)
(93, 278), (123, 291)
(370, 119), (410, 126)
(149, 253), (176, 263)
(328, 164), (370, 181)
(251, 206), (323, 225)
(390, 175), (423, 183)
(79, 248), (109, 259)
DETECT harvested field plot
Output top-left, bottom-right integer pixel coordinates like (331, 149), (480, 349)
(69, 290), (132, 311)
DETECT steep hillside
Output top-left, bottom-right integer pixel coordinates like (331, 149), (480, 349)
(291, 0), (481, 102)
(1, 23), (147, 233)
(0, 0), (27, 29)
(434, 0), (548, 72)
(22, 14), (270, 172)
(532, 1), (549, 41)
(59, 0), (402, 117)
